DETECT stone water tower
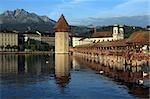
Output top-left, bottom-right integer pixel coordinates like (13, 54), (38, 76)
(54, 14), (69, 54)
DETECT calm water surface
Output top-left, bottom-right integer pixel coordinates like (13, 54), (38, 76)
(0, 54), (149, 99)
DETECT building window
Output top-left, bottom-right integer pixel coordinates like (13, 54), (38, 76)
(114, 30), (116, 33)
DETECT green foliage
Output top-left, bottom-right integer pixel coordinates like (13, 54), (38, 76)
(96, 26), (112, 32)
(1, 23), (54, 33)
(124, 25), (146, 38)
(0, 45), (4, 49)
(5, 45), (11, 49)
(12, 45), (18, 49)
(24, 38), (54, 51)
(70, 26), (92, 37)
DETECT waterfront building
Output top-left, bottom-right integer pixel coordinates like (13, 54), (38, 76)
(72, 24), (124, 47)
(54, 14), (69, 53)
(23, 31), (55, 46)
(146, 25), (150, 31)
(0, 31), (18, 51)
(24, 32), (41, 42)
(73, 30), (150, 61)
(41, 34), (55, 46)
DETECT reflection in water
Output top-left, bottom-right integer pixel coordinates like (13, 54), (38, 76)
(0, 54), (149, 99)
(0, 55), (18, 74)
(0, 54), (55, 76)
(18, 55), (25, 74)
(73, 53), (149, 98)
(55, 54), (70, 88)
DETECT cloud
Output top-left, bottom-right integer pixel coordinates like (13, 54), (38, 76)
(48, 0), (91, 20)
(70, 0), (150, 25)
(105, 0), (149, 16)
(49, 0), (149, 24)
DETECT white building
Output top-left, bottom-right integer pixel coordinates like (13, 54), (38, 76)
(72, 24), (124, 47)
(23, 32), (55, 46)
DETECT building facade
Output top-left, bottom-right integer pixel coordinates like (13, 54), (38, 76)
(72, 24), (124, 47)
(0, 32), (18, 51)
(24, 32), (55, 46)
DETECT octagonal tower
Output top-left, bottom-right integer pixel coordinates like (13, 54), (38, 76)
(54, 14), (69, 54)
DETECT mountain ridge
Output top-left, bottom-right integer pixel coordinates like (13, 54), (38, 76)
(0, 9), (92, 37)
(0, 9), (148, 37)
(78, 15), (150, 27)
(0, 9), (56, 24)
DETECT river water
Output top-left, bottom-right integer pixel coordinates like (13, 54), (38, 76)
(0, 54), (149, 99)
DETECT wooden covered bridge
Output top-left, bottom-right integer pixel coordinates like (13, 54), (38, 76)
(71, 31), (150, 61)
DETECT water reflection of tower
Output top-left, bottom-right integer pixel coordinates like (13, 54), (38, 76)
(55, 54), (70, 88)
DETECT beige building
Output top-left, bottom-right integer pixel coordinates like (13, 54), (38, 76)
(0, 32), (18, 51)
(54, 14), (69, 53)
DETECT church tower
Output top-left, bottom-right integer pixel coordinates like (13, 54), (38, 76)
(54, 14), (69, 54)
(118, 25), (124, 39)
(113, 24), (119, 40)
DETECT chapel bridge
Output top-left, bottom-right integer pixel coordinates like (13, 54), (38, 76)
(70, 31), (150, 61)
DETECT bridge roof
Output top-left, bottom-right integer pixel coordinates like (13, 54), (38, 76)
(92, 31), (113, 38)
(127, 31), (150, 45)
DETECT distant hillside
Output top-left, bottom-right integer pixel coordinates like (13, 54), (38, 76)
(80, 15), (150, 27)
(70, 26), (92, 37)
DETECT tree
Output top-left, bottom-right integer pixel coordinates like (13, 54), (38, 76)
(5, 45), (11, 51)
(30, 44), (37, 51)
(0, 45), (4, 51)
(12, 45), (18, 51)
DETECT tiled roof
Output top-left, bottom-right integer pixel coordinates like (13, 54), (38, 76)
(91, 31), (113, 38)
(127, 31), (150, 45)
(54, 14), (69, 32)
(94, 39), (127, 47)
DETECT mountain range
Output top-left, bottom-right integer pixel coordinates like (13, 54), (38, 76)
(0, 9), (91, 36)
(0, 9), (148, 36)
(0, 9), (55, 24)
(0, 9), (56, 33)
(78, 15), (150, 27)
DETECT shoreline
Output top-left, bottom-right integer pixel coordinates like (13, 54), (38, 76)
(0, 51), (54, 54)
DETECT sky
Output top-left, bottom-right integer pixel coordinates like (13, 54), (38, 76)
(0, 0), (149, 24)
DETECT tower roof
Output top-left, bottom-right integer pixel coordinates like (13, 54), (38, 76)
(54, 14), (69, 32)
